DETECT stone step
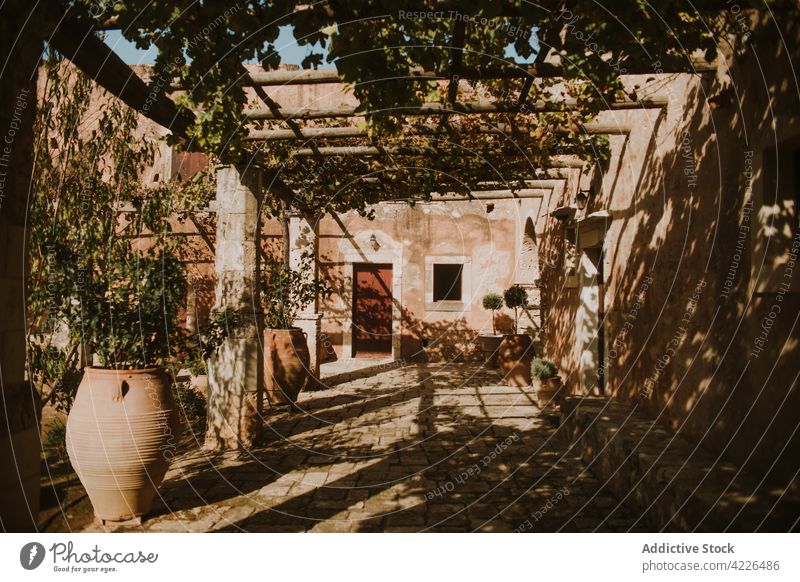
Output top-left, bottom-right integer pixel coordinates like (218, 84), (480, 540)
(559, 396), (799, 532)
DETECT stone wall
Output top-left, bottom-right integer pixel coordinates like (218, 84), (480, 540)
(318, 197), (545, 363)
(541, 14), (800, 493)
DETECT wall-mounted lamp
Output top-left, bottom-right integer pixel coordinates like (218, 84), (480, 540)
(576, 189), (591, 211)
(369, 234), (380, 251)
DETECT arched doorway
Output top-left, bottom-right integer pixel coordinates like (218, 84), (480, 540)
(519, 217), (539, 285)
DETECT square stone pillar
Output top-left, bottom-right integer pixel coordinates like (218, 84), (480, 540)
(0, 2), (44, 531)
(205, 164), (263, 451)
(288, 214), (322, 378)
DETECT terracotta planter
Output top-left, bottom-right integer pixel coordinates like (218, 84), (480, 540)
(497, 334), (535, 387)
(66, 367), (180, 523)
(534, 376), (563, 408)
(477, 334), (503, 368)
(264, 327), (311, 405)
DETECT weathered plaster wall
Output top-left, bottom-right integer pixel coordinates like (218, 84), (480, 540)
(541, 15), (800, 490)
(318, 196), (544, 362)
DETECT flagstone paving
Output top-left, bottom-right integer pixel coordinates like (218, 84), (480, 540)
(85, 363), (644, 532)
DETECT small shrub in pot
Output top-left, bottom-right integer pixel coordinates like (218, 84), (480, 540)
(478, 293), (504, 366)
(531, 357), (563, 408)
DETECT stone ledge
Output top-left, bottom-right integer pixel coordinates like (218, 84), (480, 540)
(560, 396), (799, 532)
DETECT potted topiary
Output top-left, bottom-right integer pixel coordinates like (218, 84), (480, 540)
(262, 253), (331, 405)
(531, 357), (563, 408)
(497, 285), (535, 387)
(478, 293), (504, 367)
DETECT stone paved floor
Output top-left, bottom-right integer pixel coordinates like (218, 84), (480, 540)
(86, 363), (644, 532)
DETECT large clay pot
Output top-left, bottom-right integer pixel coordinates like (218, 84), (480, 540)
(264, 328), (311, 405)
(66, 367), (180, 523)
(534, 376), (564, 408)
(477, 334), (503, 368)
(497, 334), (535, 387)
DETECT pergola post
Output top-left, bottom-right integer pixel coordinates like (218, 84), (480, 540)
(288, 213), (322, 381)
(205, 164), (264, 451)
(0, 1), (44, 531)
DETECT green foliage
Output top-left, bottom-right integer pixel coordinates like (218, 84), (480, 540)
(262, 253), (332, 329)
(76, 248), (188, 369)
(503, 285), (529, 334)
(172, 381), (207, 434)
(531, 357), (557, 380)
(42, 417), (70, 467)
(482, 292), (503, 334)
(65, 0), (771, 168)
(181, 307), (243, 376)
(28, 344), (82, 413)
(482, 293), (503, 311)
(184, 352), (208, 376)
(504, 285), (528, 309)
(28, 54), (206, 379)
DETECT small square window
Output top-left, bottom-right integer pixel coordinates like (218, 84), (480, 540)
(433, 264), (463, 301)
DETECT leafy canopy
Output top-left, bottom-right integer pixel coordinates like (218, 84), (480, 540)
(66, 0), (765, 163)
(29, 54), (206, 392)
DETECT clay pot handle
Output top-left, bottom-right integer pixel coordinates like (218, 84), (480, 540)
(113, 379), (128, 402)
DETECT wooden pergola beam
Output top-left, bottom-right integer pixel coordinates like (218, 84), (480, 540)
(422, 188), (550, 201)
(49, 15), (195, 137)
(319, 1), (761, 20)
(244, 97), (668, 121)
(49, 16), (311, 219)
(245, 121), (632, 141)
(235, 59), (715, 88)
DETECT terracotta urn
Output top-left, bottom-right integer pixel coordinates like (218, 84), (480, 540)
(497, 334), (535, 387)
(264, 327), (311, 405)
(477, 334), (504, 368)
(66, 367), (180, 523)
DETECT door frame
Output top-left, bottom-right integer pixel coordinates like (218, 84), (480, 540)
(577, 216), (609, 396)
(342, 251), (403, 360)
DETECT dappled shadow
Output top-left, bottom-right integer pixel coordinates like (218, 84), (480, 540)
(79, 364), (644, 532)
(541, 14), (800, 519)
(68, 363), (799, 533)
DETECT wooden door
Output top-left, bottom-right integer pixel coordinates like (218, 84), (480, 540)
(352, 263), (393, 357)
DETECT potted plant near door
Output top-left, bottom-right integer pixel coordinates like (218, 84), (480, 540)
(262, 254), (331, 405)
(531, 357), (564, 408)
(478, 293), (504, 367)
(497, 285), (535, 387)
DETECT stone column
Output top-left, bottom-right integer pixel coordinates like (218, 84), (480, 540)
(288, 213), (322, 379)
(205, 164), (263, 451)
(0, 1), (47, 531)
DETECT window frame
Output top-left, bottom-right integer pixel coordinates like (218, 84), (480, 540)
(425, 256), (471, 312)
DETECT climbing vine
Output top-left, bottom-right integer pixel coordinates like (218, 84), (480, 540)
(65, 0), (774, 163)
